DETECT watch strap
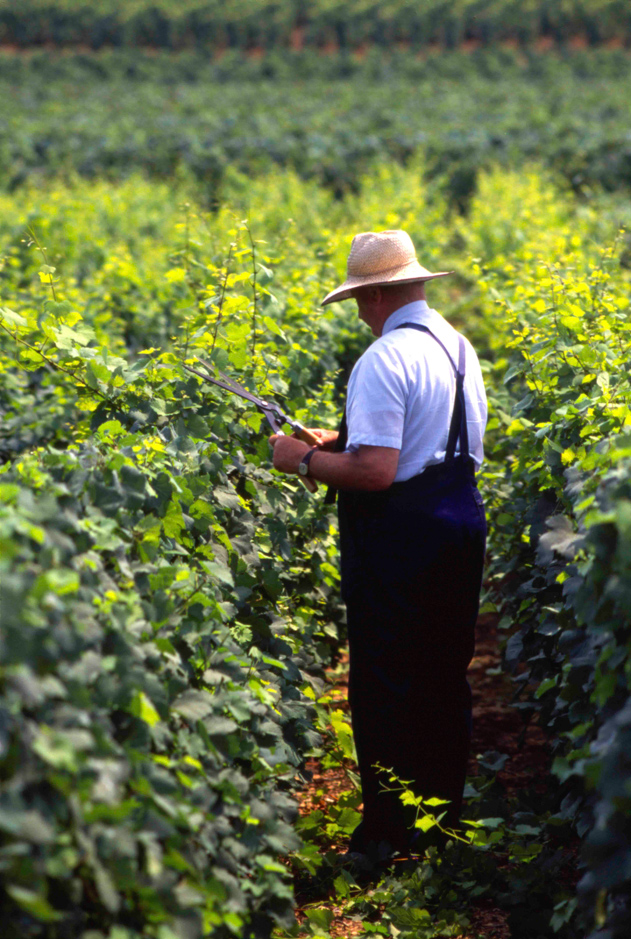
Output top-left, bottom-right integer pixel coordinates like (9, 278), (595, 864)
(299, 446), (318, 477)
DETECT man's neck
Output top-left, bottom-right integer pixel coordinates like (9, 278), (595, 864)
(380, 299), (430, 336)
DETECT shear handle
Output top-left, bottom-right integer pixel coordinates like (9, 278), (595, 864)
(288, 423), (321, 447)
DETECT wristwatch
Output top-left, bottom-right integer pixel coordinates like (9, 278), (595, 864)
(298, 447), (318, 477)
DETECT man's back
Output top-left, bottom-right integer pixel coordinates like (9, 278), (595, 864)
(345, 299), (487, 481)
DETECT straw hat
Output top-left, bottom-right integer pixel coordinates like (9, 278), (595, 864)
(322, 229), (453, 306)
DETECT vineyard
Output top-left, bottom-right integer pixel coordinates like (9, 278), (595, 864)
(1, 26), (631, 939)
(1, 0), (631, 49)
(1, 50), (631, 202)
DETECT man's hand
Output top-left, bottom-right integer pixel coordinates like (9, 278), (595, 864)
(302, 428), (339, 451)
(269, 434), (312, 474)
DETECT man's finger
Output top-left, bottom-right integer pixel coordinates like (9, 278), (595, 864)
(293, 429), (322, 442)
(269, 434), (280, 446)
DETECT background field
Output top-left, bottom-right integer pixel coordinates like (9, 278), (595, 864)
(1, 14), (631, 939)
(1, 49), (631, 203)
(1, 1), (631, 49)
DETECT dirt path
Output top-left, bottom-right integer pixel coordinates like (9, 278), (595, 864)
(292, 614), (568, 938)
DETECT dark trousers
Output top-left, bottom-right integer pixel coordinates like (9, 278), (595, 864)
(338, 459), (486, 852)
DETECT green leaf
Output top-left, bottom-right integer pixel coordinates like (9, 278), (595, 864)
(163, 500), (186, 538)
(44, 299), (73, 317)
(229, 344), (249, 369)
(0, 808), (55, 844)
(214, 487), (241, 511)
(262, 315), (285, 339)
(53, 323), (94, 350)
(475, 817), (505, 829)
(6, 886), (62, 923)
(190, 498), (215, 520)
(415, 815), (437, 832)
(187, 414), (210, 438)
(333, 875), (350, 899)
(32, 569), (80, 598)
(0, 306), (27, 328)
(94, 864), (121, 914)
(130, 691), (161, 727)
(259, 652), (287, 670)
(305, 907), (334, 933)
(203, 559), (234, 586)
(120, 463), (146, 494)
(172, 690), (214, 722)
(255, 856), (287, 873)
(335, 807), (362, 834)
(535, 676), (558, 699)
(32, 728), (92, 771)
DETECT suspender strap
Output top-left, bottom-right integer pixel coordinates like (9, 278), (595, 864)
(333, 409), (348, 454)
(324, 409), (348, 505)
(396, 323), (470, 463)
(444, 334), (469, 463)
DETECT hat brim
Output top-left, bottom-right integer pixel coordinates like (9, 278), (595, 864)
(321, 261), (454, 306)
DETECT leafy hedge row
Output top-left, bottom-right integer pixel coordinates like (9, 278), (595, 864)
(1, 459), (310, 939)
(472, 178), (631, 936)
(2, 49), (631, 203)
(0, 218), (346, 937)
(3, 44), (628, 84)
(0, 0), (630, 49)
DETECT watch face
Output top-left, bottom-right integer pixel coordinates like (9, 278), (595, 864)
(298, 462), (308, 475)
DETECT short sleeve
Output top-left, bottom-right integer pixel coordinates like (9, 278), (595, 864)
(345, 343), (407, 451)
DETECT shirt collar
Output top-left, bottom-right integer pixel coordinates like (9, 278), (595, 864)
(382, 300), (433, 336)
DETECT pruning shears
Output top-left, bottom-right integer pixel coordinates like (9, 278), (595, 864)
(182, 359), (320, 493)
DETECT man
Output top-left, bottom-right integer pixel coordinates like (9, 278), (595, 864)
(270, 229), (487, 857)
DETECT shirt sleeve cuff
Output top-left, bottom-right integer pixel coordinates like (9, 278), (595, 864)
(347, 434), (402, 451)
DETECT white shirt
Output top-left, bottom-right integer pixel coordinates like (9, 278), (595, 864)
(345, 300), (487, 482)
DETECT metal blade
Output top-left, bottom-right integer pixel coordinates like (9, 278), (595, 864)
(196, 360), (276, 410)
(258, 406), (285, 435)
(183, 361), (287, 433)
(182, 362), (266, 408)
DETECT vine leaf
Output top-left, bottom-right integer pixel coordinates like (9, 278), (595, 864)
(537, 515), (585, 565)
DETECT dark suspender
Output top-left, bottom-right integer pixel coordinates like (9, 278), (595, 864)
(398, 323), (470, 464)
(325, 323), (470, 504)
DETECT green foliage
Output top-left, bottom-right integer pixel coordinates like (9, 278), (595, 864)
(2, 145), (631, 936)
(473, 188), (631, 935)
(284, 761), (581, 939)
(1, 49), (631, 202)
(0, 215), (347, 936)
(0, 1), (630, 50)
